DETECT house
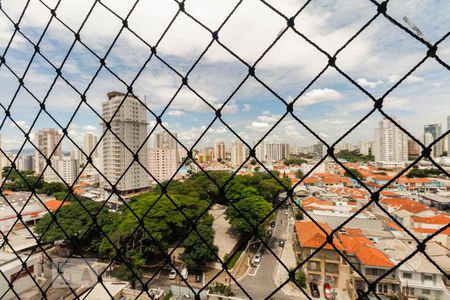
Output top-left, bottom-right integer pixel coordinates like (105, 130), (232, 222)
(294, 221), (350, 291)
(0, 253), (39, 300)
(338, 229), (399, 299)
(378, 198), (436, 227)
(378, 239), (450, 300)
(419, 194), (450, 211)
(396, 177), (440, 193)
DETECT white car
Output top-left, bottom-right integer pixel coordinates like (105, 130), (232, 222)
(253, 254), (262, 264)
(169, 269), (177, 280)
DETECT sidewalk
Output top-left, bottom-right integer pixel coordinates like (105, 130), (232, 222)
(273, 216), (305, 299)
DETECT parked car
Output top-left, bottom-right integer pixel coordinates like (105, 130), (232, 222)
(356, 289), (369, 300)
(267, 229), (273, 237)
(253, 254), (262, 264)
(270, 221), (276, 228)
(279, 239), (285, 247)
(284, 210), (289, 215)
(309, 281), (320, 298)
(323, 282), (334, 300)
(169, 269), (177, 280)
(195, 273), (202, 282)
(181, 267), (188, 280)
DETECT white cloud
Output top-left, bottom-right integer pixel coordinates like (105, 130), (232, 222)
(356, 78), (383, 88)
(167, 110), (185, 116)
(242, 104), (251, 111)
(248, 121), (270, 130)
(10, 120), (29, 130)
(296, 88), (343, 107)
(388, 74), (424, 84)
(83, 125), (98, 132)
(257, 114), (280, 122)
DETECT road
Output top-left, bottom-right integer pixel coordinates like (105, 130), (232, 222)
(231, 207), (304, 300)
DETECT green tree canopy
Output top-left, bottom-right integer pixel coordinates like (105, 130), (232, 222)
(181, 215), (218, 268)
(406, 168), (442, 178)
(35, 200), (114, 252)
(295, 169), (304, 179)
(2, 166), (43, 191)
(225, 195), (273, 238)
(39, 182), (67, 196)
(101, 193), (209, 260)
(336, 150), (373, 163)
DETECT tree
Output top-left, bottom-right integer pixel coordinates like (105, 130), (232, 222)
(101, 193), (210, 262)
(39, 182), (67, 196)
(294, 269), (306, 288)
(295, 169), (304, 179)
(114, 251), (145, 289)
(181, 215), (218, 268)
(295, 211), (303, 220)
(35, 200), (114, 252)
(344, 168), (364, 180)
(209, 282), (234, 297)
(2, 167), (43, 191)
(336, 150), (373, 162)
(406, 168), (442, 178)
(225, 195), (273, 238)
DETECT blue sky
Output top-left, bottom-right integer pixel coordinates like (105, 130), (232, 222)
(0, 0), (449, 152)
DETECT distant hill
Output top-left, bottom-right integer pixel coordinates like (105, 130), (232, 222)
(4, 148), (35, 154)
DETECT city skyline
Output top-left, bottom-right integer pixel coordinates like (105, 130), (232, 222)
(1, 1), (450, 152)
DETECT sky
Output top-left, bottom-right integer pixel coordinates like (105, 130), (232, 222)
(0, 0), (449, 152)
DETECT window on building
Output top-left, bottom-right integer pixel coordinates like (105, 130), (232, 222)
(403, 272), (412, 279)
(422, 274), (434, 281)
(422, 289), (430, 295)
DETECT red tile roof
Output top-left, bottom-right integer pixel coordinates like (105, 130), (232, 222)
(339, 231), (394, 268)
(412, 227), (450, 236)
(302, 197), (334, 207)
(295, 221), (343, 250)
(380, 198), (431, 214)
(411, 214), (450, 225)
(380, 190), (400, 197)
(44, 200), (70, 212)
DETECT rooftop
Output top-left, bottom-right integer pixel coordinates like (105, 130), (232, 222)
(295, 221), (343, 250)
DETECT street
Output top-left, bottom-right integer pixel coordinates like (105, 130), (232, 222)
(231, 207), (305, 300)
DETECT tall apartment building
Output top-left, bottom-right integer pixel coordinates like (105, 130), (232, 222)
(424, 124), (443, 157)
(149, 131), (179, 182)
(34, 128), (62, 174)
(407, 139), (421, 159)
(345, 142), (353, 152)
(253, 140), (290, 162)
(373, 118), (408, 162)
(155, 131), (178, 149)
(148, 148), (178, 182)
(231, 140), (246, 167)
(84, 132), (98, 159)
(44, 154), (79, 185)
(447, 116), (450, 155)
(18, 155), (33, 171)
(214, 140), (226, 161)
(359, 141), (370, 156)
(101, 91), (149, 194)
